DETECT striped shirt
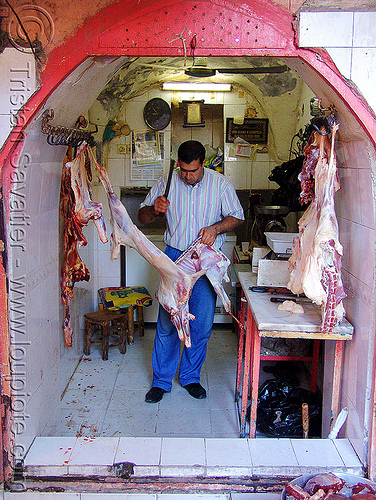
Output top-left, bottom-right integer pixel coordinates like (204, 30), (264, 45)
(140, 168), (244, 251)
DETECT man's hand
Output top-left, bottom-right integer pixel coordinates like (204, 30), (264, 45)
(198, 225), (218, 246)
(138, 196), (170, 224)
(198, 216), (244, 246)
(154, 195), (170, 215)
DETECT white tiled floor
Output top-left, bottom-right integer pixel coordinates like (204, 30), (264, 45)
(11, 326), (364, 498)
(41, 325), (312, 439)
(42, 326), (241, 438)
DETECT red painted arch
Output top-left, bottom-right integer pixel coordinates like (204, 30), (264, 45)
(0, 0), (376, 482)
(1, 0), (376, 167)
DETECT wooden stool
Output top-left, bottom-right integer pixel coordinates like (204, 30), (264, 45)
(98, 304), (144, 345)
(84, 310), (128, 360)
(97, 287), (151, 345)
(126, 305), (145, 344)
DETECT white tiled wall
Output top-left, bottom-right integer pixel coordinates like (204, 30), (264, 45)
(321, 135), (375, 460)
(299, 11), (376, 112)
(0, 49), (36, 150)
(5, 141), (64, 456)
(2, 54), (126, 463)
(297, 10), (376, 462)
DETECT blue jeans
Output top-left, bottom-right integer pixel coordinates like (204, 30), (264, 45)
(152, 246), (217, 391)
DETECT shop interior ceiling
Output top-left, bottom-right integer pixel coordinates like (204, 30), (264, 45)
(95, 55), (300, 119)
(90, 55), (304, 163)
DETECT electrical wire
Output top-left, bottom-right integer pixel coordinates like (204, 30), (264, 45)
(4, 0), (42, 64)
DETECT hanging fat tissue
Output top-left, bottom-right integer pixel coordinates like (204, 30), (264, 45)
(60, 144), (237, 347)
(287, 119), (346, 334)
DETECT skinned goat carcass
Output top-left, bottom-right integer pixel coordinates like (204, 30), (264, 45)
(174, 241), (233, 316)
(157, 237), (235, 346)
(288, 121), (346, 334)
(88, 147), (237, 347)
(69, 145), (108, 242)
(60, 145), (107, 347)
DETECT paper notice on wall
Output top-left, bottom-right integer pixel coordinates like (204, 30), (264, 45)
(131, 130), (164, 181)
(233, 115), (245, 125)
(133, 130), (162, 166)
(131, 161), (163, 181)
(235, 143), (252, 157)
(234, 137), (252, 157)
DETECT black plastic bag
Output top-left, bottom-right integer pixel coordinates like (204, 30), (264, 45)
(256, 379), (322, 437)
(269, 156), (309, 212)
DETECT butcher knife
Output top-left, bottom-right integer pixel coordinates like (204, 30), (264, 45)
(158, 159), (175, 217)
(164, 158), (176, 199)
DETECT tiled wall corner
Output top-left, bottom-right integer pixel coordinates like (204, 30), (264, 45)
(299, 12), (354, 48)
(299, 10), (376, 113)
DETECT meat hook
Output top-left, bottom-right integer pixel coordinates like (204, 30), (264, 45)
(41, 109), (97, 147)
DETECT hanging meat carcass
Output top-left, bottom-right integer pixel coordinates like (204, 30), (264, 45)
(60, 145), (107, 346)
(88, 147), (238, 347)
(287, 119), (346, 334)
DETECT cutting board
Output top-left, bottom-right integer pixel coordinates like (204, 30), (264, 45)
(257, 259), (290, 287)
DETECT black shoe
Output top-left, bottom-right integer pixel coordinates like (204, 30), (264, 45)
(145, 387), (166, 403)
(183, 383), (207, 399)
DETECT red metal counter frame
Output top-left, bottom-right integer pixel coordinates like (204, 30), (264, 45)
(235, 271), (354, 438)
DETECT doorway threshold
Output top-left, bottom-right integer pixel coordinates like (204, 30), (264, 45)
(16, 436), (364, 491)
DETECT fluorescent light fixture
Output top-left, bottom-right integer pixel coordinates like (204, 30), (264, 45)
(162, 82), (232, 92)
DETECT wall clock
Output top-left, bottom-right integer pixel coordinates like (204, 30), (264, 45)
(143, 98), (171, 130)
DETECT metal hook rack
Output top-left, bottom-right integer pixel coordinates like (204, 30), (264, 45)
(41, 110), (97, 147)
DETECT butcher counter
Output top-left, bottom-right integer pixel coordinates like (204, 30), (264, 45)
(234, 269), (354, 438)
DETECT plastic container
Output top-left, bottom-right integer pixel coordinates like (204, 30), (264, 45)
(281, 472), (376, 499)
(264, 232), (299, 254)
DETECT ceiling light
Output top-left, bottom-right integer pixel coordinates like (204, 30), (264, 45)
(162, 82), (232, 92)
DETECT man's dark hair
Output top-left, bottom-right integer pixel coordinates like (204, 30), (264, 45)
(178, 140), (206, 165)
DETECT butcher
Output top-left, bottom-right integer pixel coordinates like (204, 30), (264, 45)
(138, 140), (244, 403)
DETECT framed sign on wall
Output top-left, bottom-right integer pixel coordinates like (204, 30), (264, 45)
(226, 118), (268, 144)
(182, 100), (205, 127)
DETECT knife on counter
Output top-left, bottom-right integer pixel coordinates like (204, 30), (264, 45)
(249, 286), (294, 295)
(270, 296), (312, 304)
